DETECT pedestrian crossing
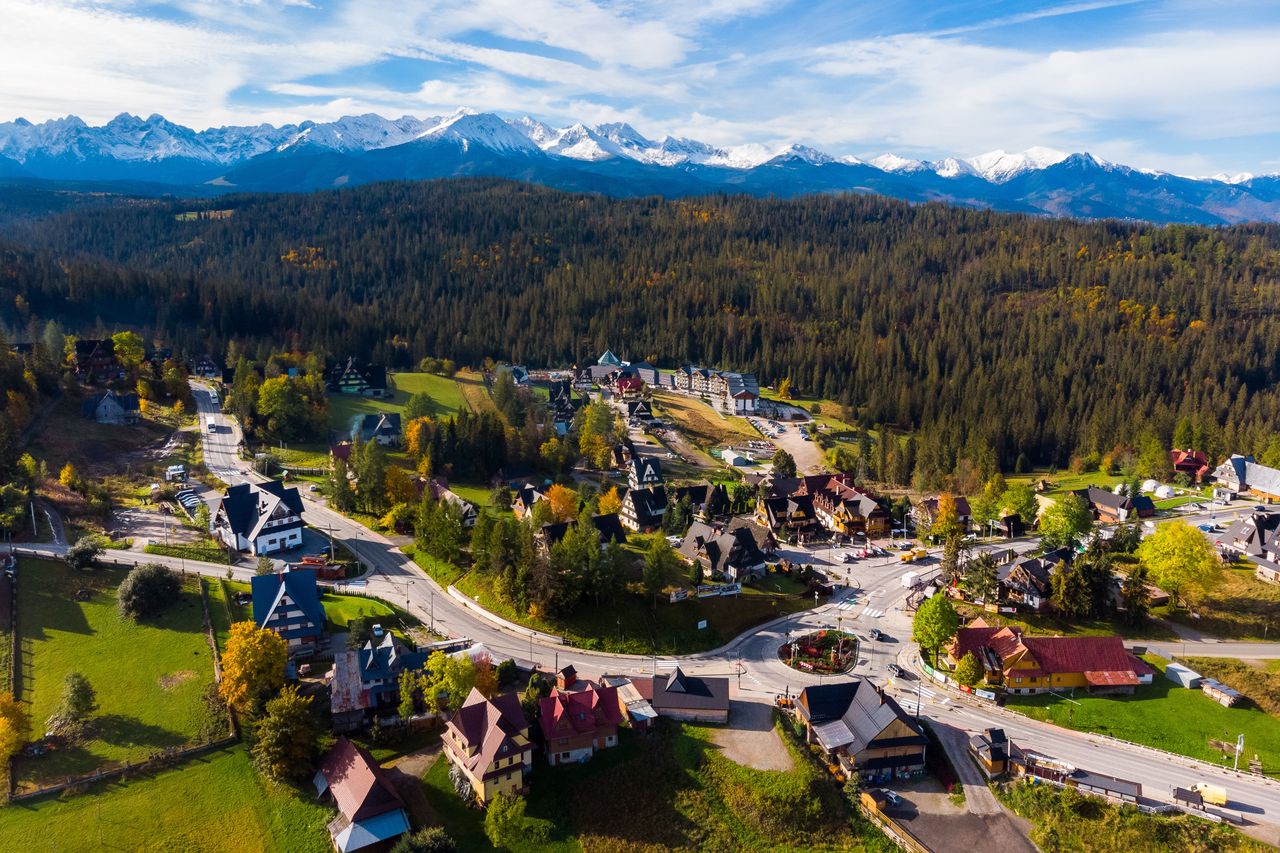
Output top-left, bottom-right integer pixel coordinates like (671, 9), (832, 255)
(861, 607), (885, 618)
(834, 599), (859, 611)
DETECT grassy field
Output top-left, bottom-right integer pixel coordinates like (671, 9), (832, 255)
(997, 778), (1266, 853)
(212, 579), (409, 635)
(954, 602), (1178, 641)
(12, 559), (219, 790)
(0, 746), (331, 852)
(451, 564), (812, 654)
(1006, 655), (1280, 774)
(652, 392), (757, 448)
(421, 720), (889, 852)
(326, 371), (474, 438)
(321, 591), (399, 630)
(1182, 657), (1280, 717)
(1169, 562), (1280, 641)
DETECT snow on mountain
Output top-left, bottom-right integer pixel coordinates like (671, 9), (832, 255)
(930, 157), (977, 179)
(1208, 172), (1255, 185)
(967, 146), (1070, 182)
(870, 153), (925, 173)
(510, 116), (559, 148)
(276, 114), (436, 154)
(416, 110), (541, 154)
(769, 144), (836, 165)
(535, 123), (622, 161)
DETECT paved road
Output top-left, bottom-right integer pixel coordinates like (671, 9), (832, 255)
(22, 383), (1279, 842)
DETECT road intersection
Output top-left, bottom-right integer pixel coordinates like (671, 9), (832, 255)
(17, 384), (1279, 844)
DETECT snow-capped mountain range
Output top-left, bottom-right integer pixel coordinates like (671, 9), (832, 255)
(2, 109), (1279, 225)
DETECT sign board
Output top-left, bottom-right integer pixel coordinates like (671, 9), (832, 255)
(697, 620), (708, 630)
(975, 689), (997, 701)
(669, 588), (689, 603)
(696, 583), (743, 599)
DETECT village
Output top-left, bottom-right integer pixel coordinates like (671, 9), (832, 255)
(1, 336), (1279, 851)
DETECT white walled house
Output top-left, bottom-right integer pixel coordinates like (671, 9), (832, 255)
(213, 480), (305, 555)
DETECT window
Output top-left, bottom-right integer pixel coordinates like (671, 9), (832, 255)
(1014, 677), (1023, 684)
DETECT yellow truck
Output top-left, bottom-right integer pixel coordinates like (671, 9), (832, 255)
(1190, 783), (1228, 806)
(900, 551), (915, 563)
(913, 548), (928, 559)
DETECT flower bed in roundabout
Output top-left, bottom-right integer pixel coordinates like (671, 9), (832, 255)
(779, 629), (858, 674)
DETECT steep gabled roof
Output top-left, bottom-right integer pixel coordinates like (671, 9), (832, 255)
(251, 569), (326, 635)
(317, 737), (406, 823)
(448, 688), (529, 775)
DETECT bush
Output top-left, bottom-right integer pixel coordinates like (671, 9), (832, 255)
(118, 563), (183, 620)
(65, 534), (104, 570)
(391, 827), (457, 853)
(46, 672), (97, 734)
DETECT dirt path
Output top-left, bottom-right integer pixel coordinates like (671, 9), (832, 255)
(711, 699), (794, 771)
(385, 741), (443, 828)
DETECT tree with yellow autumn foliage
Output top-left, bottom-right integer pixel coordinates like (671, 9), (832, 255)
(597, 486), (622, 516)
(219, 622), (286, 715)
(0, 691), (32, 764)
(546, 483), (577, 523)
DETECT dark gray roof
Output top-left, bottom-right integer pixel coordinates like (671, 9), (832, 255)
(798, 682), (861, 724)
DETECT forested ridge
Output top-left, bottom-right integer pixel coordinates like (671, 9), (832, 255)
(3, 178), (1280, 473)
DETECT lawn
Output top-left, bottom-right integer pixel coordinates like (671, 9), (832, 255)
(1006, 654), (1280, 775)
(451, 566), (812, 655)
(326, 370), (472, 436)
(421, 720), (889, 852)
(953, 602), (1178, 642)
(143, 540), (231, 564)
(212, 579), (411, 635)
(1167, 562), (1280, 640)
(0, 746), (332, 852)
(12, 558), (220, 790)
(321, 591), (399, 630)
(651, 392), (757, 448)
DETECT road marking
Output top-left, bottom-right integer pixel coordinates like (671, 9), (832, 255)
(867, 589), (882, 597)
(835, 600), (859, 611)
(861, 607), (884, 618)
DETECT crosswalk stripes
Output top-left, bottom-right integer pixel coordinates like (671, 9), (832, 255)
(835, 599), (859, 611)
(860, 607), (885, 618)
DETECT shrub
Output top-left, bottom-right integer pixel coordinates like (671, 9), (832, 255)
(118, 563), (183, 620)
(65, 534), (104, 570)
(46, 672), (97, 734)
(391, 827), (458, 853)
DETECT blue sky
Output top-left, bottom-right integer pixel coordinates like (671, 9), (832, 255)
(4, 0), (1280, 175)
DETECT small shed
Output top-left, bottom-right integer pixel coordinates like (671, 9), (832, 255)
(1164, 662), (1203, 689)
(1201, 678), (1244, 707)
(723, 450), (748, 467)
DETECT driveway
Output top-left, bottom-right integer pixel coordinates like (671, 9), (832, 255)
(883, 775), (1038, 853)
(712, 699), (794, 771)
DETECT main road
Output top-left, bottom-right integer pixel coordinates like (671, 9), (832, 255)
(22, 383), (1280, 842)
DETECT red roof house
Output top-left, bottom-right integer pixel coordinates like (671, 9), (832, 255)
(313, 737), (410, 852)
(539, 679), (623, 766)
(1171, 449), (1212, 483)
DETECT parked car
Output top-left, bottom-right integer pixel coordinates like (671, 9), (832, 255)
(869, 628), (883, 640)
(886, 663), (902, 677)
(881, 789), (902, 806)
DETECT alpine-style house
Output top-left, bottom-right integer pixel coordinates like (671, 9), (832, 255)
(251, 568), (327, 654)
(213, 480), (305, 555)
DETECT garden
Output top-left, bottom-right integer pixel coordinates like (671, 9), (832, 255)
(779, 630), (859, 675)
(420, 719), (893, 852)
(11, 558), (223, 791)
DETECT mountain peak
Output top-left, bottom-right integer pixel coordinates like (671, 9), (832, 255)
(968, 147), (1070, 182)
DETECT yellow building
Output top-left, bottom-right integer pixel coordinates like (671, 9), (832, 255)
(442, 688), (533, 804)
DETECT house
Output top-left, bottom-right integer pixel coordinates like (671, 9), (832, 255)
(192, 355), (221, 380)
(1171, 449), (1212, 483)
(947, 618), (1154, 695)
(626, 400), (654, 422)
(620, 486), (668, 532)
(913, 496), (973, 533)
(669, 481), (731, 521)
(629, 457), (664, 490)
(443, 688), (533, 804)
(538, 670), (623, 766)
(213, 480), (305, 555)
(755, 494), (819, 539)
(630, 362), (659, 386)
(512, 483), (548, 521)
(648, 668), (730, 723)
(330, 357), (390, 397)
(72, 338), (123, 383)
(612, 367), (644, 396)
(969, 728), (1010, 777)
(496, 364), (530, 387)
(797, 474), (890, 538)
(82, 389), (140, 425)
(997, 547), (1072, 612)
(1072, 487), (1154, 522)
(1210, 454), (1280, 500)
(350, 412), (401, 446)
(678, 521), (768, 582)
(548, 379), (583, 431)
(426, 478), (479, 527)
(313, 737), (410, 853)
(1217, 507), (1280, 583)
(329, 634), (429, 731)
(330, 442), (354, 467)
(795, 680), (927, 783)
(537, 514), (628, 553)
(251, 568), (327, 654)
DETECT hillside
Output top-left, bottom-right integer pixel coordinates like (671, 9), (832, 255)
(3, 179), (1280, 481)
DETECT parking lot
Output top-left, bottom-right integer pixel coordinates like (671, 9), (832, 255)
(745, 414), (824, 472)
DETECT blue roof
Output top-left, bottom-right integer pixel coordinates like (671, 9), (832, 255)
(251, 570), (327, 639)
(335, 809), (410, 853)
(358, 635), (427, 703)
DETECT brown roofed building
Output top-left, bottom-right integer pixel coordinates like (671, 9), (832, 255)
(539, 678), (624, 766)
(313, 737), (411, 852)
(443, 688), (533, 804)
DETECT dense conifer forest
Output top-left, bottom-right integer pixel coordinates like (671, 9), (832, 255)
(3, 178), (1280, 474)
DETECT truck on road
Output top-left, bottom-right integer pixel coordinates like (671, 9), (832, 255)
(1190, 782), (1228, 806)
(901, 571), (919, 589)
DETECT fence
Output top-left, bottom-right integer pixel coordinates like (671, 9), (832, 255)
(10, 737), (238, 803)
(858, 803), (931, 853)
